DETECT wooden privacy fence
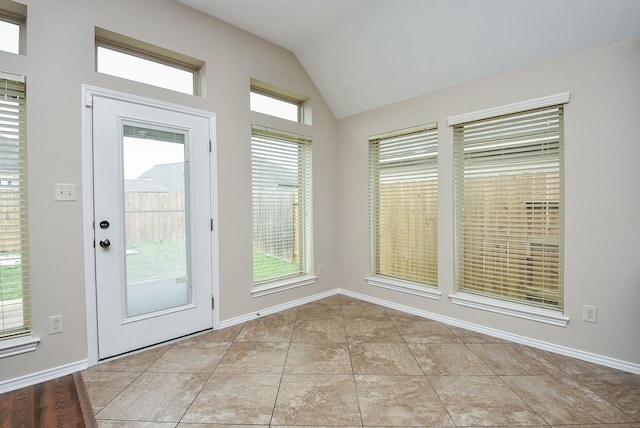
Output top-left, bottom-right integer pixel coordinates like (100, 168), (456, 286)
(124, 192), (186, 242)
(376, 175), (559, 308)
(377, 181), (438, 285)
(125, 189), (302, 264)
(3, 176), (559, 307)
(460, 174), (561, 306)
(2, 192), (187, 250)
(252, 190), (299, 263)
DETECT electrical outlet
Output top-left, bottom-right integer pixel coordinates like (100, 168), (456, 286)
(582, 305), (597, 323)
(48, 315), (63, 334)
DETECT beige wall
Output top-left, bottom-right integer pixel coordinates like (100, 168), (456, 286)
(1, 0), (638, 385)
(0, 0), (339, 382)
(337, 36), (640, 366)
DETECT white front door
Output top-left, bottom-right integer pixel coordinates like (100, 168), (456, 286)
(92, 95), (214, 359)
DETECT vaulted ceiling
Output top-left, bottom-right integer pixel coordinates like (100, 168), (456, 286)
(177, 0), (640, 118)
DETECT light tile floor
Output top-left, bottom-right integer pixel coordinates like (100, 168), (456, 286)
(83, 295), (640, 427)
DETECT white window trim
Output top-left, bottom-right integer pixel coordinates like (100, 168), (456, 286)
(0, 336), (40, 359)
(449, 292), (569, 327)
(252, 274), (317, 298)
(447, 92), (570, 126)
(367, 275), (441, 300)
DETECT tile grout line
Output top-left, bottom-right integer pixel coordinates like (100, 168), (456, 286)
(268, 306), (297, 427)
(342, 296), (366, 428)
(390, 306), (461, 428)
(174, 336), (236, 426)
(92, 344), (170, 422)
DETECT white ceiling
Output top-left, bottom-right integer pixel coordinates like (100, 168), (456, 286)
(177, 0), (640, 118)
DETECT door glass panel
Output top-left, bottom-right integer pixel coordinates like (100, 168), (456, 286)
(122, 124), (190, 318)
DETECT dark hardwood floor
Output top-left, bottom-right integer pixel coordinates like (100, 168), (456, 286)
(0, 372), (96, 427)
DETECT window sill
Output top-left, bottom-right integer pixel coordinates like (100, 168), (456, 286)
(0, 335), (40, 359)
(367, 275), (441, 300)
(252, 274), (317, 297)
(449, 292), (569, 327)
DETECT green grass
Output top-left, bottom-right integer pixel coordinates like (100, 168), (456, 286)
(253, 251), (300, 282)
(126, 240), (187, 283)
(127, 243), (302, 283)
(1, 265), (24, 301)
(2, 241), (188, 301)
(1, 244), (301, 301)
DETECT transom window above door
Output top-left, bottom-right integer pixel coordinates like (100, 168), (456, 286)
(95, 27), (204, 96)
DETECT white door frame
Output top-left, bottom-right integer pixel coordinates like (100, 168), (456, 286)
(81, 85), (220, 366)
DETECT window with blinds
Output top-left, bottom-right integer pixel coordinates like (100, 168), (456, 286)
(369, 124), (438, 287)
(0, 73), (30, 338)
(453, 105), (564, 310)
(251, 126), (312, 284)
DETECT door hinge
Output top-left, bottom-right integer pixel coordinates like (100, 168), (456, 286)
(210, 218), (213, 231)
(211, 296), (215, 309)
(209, 140), (212, 153)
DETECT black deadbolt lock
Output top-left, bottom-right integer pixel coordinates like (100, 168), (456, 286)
(99, 220), (110, 229)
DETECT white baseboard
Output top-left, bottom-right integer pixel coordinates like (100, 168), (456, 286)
(218, 288), (339, 329)
(0, 359), (88, 394)
(6, 287), (635, 395)
(340, 289), (640, 375)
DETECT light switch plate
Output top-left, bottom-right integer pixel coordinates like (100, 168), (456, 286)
(54, 183), (77, 201)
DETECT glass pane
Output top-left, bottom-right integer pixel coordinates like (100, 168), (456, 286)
(250, 91), (299, 122)
(122, 125), (190, 318)
(0, 20), (20, 54)
(97, 46), (194, 95)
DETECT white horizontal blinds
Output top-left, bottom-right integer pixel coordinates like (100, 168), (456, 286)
(369, 124), (438, 286)
(251, 126), (312, 284)
(454, 105), (564, 310)
(0, 74), (30, 337)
